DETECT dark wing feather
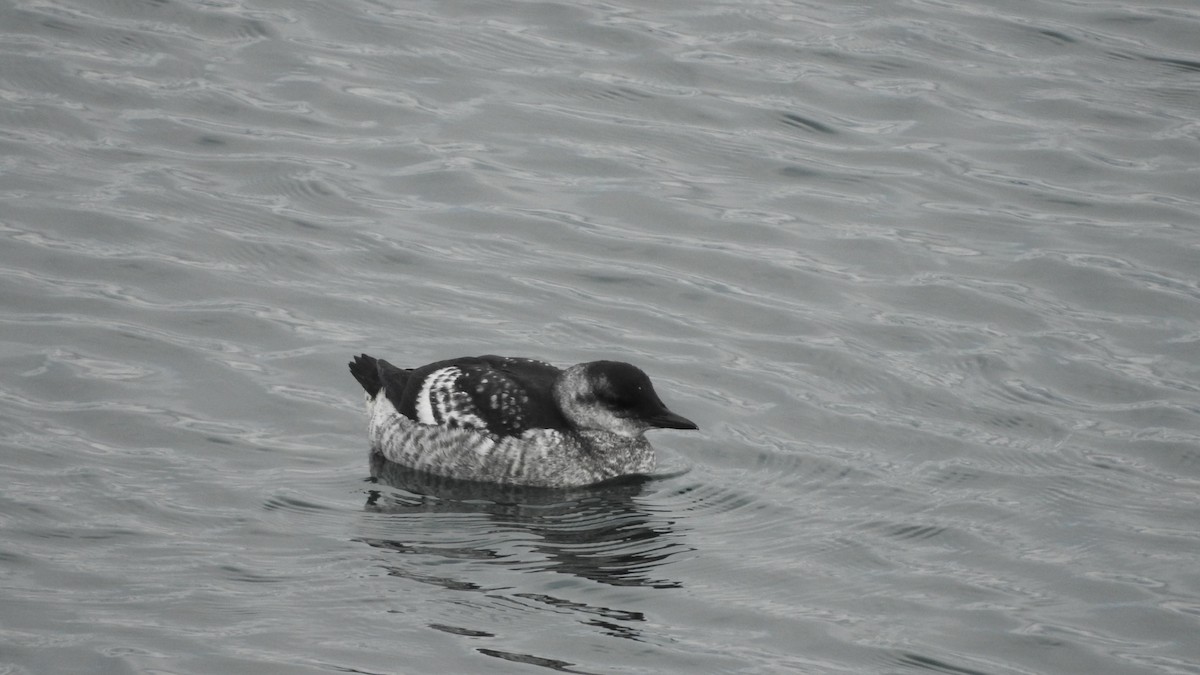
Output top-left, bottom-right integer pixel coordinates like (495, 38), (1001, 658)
(373, 358), (415, 418)
(452, 359), (564, 436)
(477, 356), (570, 433)
(384, 356), (569, 438)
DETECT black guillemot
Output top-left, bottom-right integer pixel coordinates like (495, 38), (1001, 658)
(349, 354), (698, 487)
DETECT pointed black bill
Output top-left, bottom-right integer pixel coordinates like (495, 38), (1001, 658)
(647, 409), (699, 430)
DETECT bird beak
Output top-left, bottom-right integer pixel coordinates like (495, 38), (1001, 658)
(648, 409), (699, 430)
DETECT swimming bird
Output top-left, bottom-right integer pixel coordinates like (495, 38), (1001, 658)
(349, 354), (698, 488)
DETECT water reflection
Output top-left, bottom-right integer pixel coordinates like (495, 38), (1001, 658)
(362, 453), (688, 591)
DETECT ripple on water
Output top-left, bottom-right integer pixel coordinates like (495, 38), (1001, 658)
(357, 456), (692, 589)
(3, 0), (1200, 671)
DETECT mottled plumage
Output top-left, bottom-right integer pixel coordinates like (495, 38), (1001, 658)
(348, 354), (698, 487)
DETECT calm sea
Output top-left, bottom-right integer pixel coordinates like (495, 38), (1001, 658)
(2, 0), (1199, 672)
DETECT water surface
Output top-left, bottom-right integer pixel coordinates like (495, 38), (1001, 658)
(2, 0), (1199, 673)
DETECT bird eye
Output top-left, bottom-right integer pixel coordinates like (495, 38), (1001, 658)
(600, 388), (635, 408)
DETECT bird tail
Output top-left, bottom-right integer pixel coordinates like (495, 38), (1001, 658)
(350, 353), (412, 399)
(349, 354), (383, 397)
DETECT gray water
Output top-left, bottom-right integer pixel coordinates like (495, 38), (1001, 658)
(2, 0), (1199, 672)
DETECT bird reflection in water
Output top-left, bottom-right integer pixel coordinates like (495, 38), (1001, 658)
(362, 453), (689, 591)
